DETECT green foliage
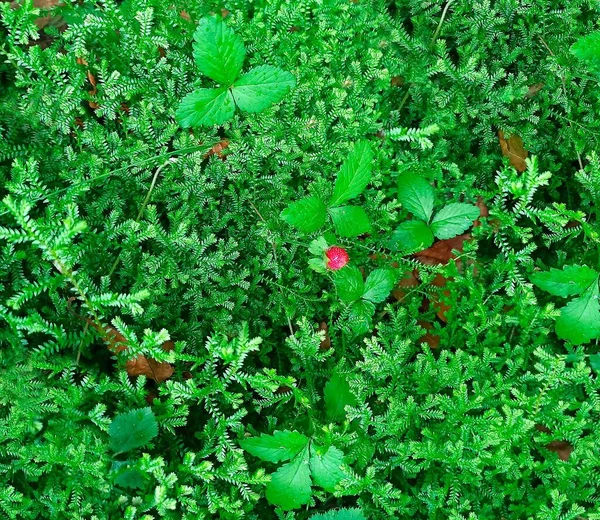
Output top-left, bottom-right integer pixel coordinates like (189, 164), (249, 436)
(109, 407), (158, 454)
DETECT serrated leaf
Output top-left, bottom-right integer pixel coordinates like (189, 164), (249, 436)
(176, 88), (235, 128)
(240, 431), (309, 463)
(555, 283), (600, 345)
(309, 237), (329, 256)
(389, 220), (434, 253)
(329, 206), (371, 238)
(530, 265), (597, 298)
(334, 266), (364, 302)
(590, 354), (600, 373)
(362, 269), (395, 303)
(309, 445), (346, 493)
(193, 16), (245, 85)
(329, 141), (373, 207)
(281, 196), (327, 233)
(265, 446), (312, 510)
(324, 373), (357, 421)
(232, 65), (296, 113)
(109, 408), (158, 454)
(309, 508), (366, 520)
(112, 461), (147, 490)
(570, 31), (600, 73)
(397, 173), (435, 222)
(430, 203), (479, 239)
(348, 299), (375, 334)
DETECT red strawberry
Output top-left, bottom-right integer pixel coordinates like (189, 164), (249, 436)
(325, 246), (349, 270)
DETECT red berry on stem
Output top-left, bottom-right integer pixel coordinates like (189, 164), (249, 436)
(325, 246), (349, 270)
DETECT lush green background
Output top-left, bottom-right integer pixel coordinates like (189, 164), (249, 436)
(1, 0), (600, 518)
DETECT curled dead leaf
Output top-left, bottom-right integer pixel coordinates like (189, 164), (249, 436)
(498, 130), (528, 172)
(318, 321), (331, 350)
(545, 440), (573, 461)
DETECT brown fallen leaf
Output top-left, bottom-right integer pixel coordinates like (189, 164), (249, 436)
(524, 83), (544, 99)
(203, 139), (230, 160)
(417, 320), (440, 349)
(391, 76), (405, 87)
(318, 321), (331, 350)
(76, 56), (88, 66)
(86, 70), (97, 96)
(414, 233), (471, 266)
(546, 440), (573, 461)
(179, 10), (191, 20)
(392, 269), (419, 301)
(498, 129), (528, 172)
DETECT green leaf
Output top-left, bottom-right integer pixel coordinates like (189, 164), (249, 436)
(329, 141), (373, 207)
(109, 408), (158, 454)
(309, 237), (329, 256)
(265, 446), (312, 510)
(590, 354), (600, 373)
(397, 173), (435, 222)
(193, 16), (245, 85)
(570, 31), (600, 73)
(530, 265), (597, 298)
(112, 461), (147, 490)
(389, 220), (434, 253)
(362, 269), (395, 303)
(324, 373), (357, 421)
(430, 203), (479, 239)
(309, 445), (346, 493)
(176, 88), (235, 128)
(348, 299), (375, 334)
(309, 508), (366, 520)
(281, 196), (327, 233)
(555, 283), (600, 345)
(334, 266), (364, 302)
(240, 431), (309, 463)
(329, 206), (371, 238)
(232, 65), (296, 113)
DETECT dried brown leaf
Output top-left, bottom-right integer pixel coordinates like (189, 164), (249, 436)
(498, 130), (528, 172)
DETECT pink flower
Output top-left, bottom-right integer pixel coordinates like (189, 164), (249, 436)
(325, 246), (349, 271)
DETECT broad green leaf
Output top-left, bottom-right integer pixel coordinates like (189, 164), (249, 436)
(176, 87), (235, 128)
(310, 508), (366, 520)
(430, 203), (479, 239)
(240, 431), (309, 463)
(265, 446), (312, 510)
(329, 141), (373, 207)
(112, 461), (147, 490)
(324, 373), (357, 421)
(109, 408), (158, 454)
(570, 31), (600, 73)
(530, 265), (597, 298)
(329, 206), (371, 238)
(232, 65), (296, 113)
(555, 283), (600, 345)
(389, 220), (434, 253)
(397, 173), (435, 222)
(309, 445), (346, 493)
(281, 196), (327, 233)
(362, 269), (395, 304)
(193, 16), (245, 85)
(334, 266), (364, 302)
(348, 299), (375, 334)
(590, 354), (600, 373)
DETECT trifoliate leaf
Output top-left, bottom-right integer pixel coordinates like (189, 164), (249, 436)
(265, 446), (312, 510)
(397, 173), (435, 223)
(389, 220), (434, 253)
(324, 373), (357, 421)
(329, 141), (373, 207)
(362, 269), (395, 304)
(309, 508), (366, 520)
(430, 203), (479, 239)
(281, 196), (327, 233)
(109, 408), (158, 454)
(176, 87), (235, 128)
(530, 265), (597, 298)
(334, 266), (364, 303)
(570, 31), (600, 73)
(240, 431), (309, 463)
(193, 16), (245, 85)
(329, 206), (371, 238)
(309, 445), (346, 493)
(231, 65), (296, 113)
(555, 283), (600, 345)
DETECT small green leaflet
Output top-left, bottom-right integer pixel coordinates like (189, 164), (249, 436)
(348, 299), (375, 334)
(329, 206), (371, 237)
(265, 446), (312, 510)
(570, 31), (600, 73)
(397, 173), (435, 223)
(309, 445), (346, 493)
(324, 372), (357, 421)
(334, 266), (364, 302)
(590, 354), (600, 373)
(329, 141), (373, 207)
(177, 16), (295, 128)
(555, 282), (600, 345)
(111, 461), (147, 490)
(240, 431), (309, 463)
(430, 203), (479, 239)
(281, 197), (327, 233)
(309, 508), (366, 520)
(389, 220), (434, 253)
(362, 269), (395, 303)
(109, 407), (158, 454)
(530, 265), (597, 298)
